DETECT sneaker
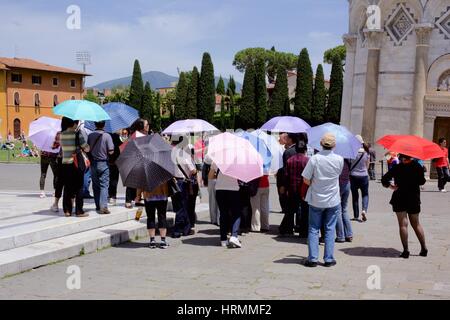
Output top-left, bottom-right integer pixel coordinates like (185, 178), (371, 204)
(440, 189), (447, 193)
(50, 204), (59, 212)
(220, 240), (228, 247)
(228, 236), (242, 248)
(188, 228), (196, 235)
(125, 203), (133, 209)
(361, 211), (367, 222)
(149, 240), (157, 249)
(324, 260), (337, 267)
(109, 198), (117, 206)
(39, 192), (46, 199)
(335, 239), (345, 243)
(159, 240), (169, 249)
(345, 237), (353, 242)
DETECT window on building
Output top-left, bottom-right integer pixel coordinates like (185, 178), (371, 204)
(70, 79), (76, 88)
(53, 95), (59, 107)
(34, 93), (40, 107)
(52, 77), (59, 86)
(32, 75), (42, 85)
(11, 73), (22, 83)
(14, 92), (20, 106)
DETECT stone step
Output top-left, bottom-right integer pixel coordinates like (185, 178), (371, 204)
(0, 203), (209, 279)
(0, 191), (204, 252)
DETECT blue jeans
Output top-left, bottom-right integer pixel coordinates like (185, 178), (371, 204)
(91, 161), (110, 210)
(350, 175), (369, 219)
(308, 204), (340, 263)
(336, 182), (353, 240)
(83, 168), (92, 196)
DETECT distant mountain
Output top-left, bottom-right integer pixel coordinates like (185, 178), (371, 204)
(91, 71), (242, 93)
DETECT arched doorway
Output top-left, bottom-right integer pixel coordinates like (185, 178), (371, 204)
(13, 118), (21, 139)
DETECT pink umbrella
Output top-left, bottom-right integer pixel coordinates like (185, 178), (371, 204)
(28, 117), (61, 153)
(206, 132), (264, 183)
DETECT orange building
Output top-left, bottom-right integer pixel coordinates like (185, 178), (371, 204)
(0, 57), (90, 138)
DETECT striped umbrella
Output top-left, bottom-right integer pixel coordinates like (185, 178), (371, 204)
(116, 134), (176, 191)
(84, 102), (139, 133)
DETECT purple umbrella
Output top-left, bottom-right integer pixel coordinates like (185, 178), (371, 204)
(260, 116), (311, 133)
(28, 117), (61, 153)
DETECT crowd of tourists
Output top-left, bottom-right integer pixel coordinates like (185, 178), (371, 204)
(37, 118), (449, 265)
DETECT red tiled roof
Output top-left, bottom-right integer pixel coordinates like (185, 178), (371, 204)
(0, 57), (90, 76)
(0, 63), (9, 71)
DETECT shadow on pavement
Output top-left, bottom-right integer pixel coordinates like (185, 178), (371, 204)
(340, 247), (402, 257)
(181, 236), (219, 247)
(273, 255), (307, 264)
(197, 228), (220, 236)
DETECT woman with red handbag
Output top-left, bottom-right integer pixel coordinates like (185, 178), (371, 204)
(59, 117), (90, 217)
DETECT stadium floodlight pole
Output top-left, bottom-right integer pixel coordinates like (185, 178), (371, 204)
(76, 51), (91, 93)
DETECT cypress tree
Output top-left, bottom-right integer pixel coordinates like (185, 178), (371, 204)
(294, 48), (313, 122)
(311, 64), (326, 125)
(186, 66), (199, 119)
(254, 57), (268, 127)
(229, 95), (236, 129)
(283, 98), (291, 116)
(198, 52), (215, 122)
(142, 82), (154, 125)
(129, 59), (144, 115)
(153, 92), (162, 132)
(227, 76), (236, 96)
(268, 65), (288, 119)
(216, 76), (225, 95)
(174, 72), (189, 121)
(239, 64), (256, 129)
(326, 55), (344, 124)
(220, 96), (226, 131)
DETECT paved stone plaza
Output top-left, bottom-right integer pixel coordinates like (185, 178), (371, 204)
(0, 164), (449, 299)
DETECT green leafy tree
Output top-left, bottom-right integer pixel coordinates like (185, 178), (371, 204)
(294, 48), (313, 122)
(142, 82), (154, 125)
(104, 87), (130, 104)
(129, 59), (144, 115)
(174, 72), (189, 121)
(269, 65), (288, 119)
(83, 89), (100, 104)
(311, 64), (327, 125)
(153, 92), (162, 132)
(216, 76), (225, 95)
(324, 45), (346, 65)
(283, 98), (291, 116)
(186, 66), (199, 119)
(227, 76), (236, 96)
(198, 52), (215, 122)
(326, 54), (344, 124)
(254, 57), (267, 127)
(239, 64), (256, 129)
(233, 47), (297, 83)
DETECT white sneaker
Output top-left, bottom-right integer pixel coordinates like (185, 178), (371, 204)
(109, 198), (117, 206)
(228, 236), (242, 248)
(40, 192), (46, 198)
(441, 189), (447, 193)
(50, 204), (59, 212)
(220, 240), (228, 247)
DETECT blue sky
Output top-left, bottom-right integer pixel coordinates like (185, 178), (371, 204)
(0, 0), (348, 86)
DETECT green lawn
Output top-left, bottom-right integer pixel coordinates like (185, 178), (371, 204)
(0, 141), (40, 164)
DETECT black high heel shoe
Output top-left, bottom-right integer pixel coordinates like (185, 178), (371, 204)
(419, 249), (428, 257)
(400, 251), (410, 259)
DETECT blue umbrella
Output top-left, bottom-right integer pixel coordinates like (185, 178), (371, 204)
(84, 102), (139, 133)
(53, 100), (110, 121)
(235, 131), (272, 174)
(306, 122), (361, 159)
(260, 116), (311, 133)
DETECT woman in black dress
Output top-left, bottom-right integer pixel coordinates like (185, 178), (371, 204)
(381, 154), (428, 259)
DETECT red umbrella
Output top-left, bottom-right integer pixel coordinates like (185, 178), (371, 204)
(376, 135), (445, 160)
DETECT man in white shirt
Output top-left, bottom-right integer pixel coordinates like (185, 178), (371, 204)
(302, 133), (343, 268)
